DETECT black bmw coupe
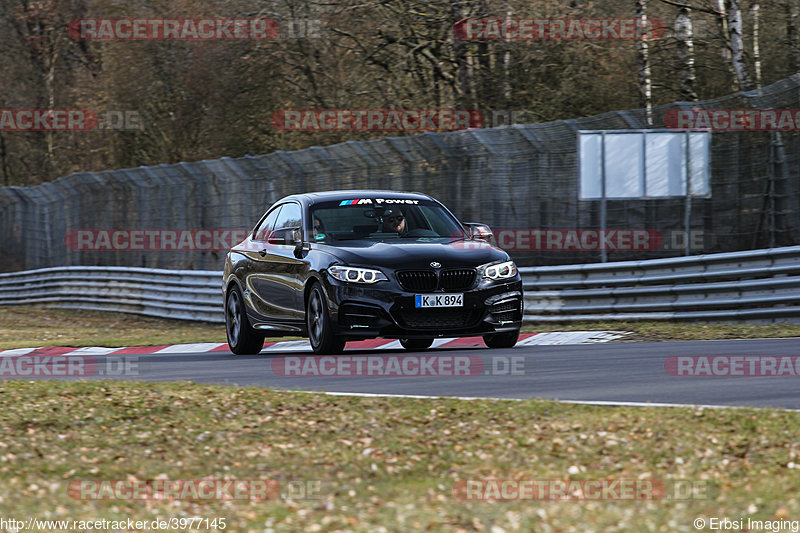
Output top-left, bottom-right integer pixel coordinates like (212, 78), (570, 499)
(223, 190), (523, 355)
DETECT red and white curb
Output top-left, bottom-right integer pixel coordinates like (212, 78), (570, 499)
(0, 331), (631, 358)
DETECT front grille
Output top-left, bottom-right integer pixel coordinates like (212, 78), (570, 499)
(440, 269), (476, 291)
(396, 270), (437, 292)
(396, 268), (476, 292)
(399, 308), (478, 329)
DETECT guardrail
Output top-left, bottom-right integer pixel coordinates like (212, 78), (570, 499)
(520, 245), (800, 323)
(1, 245), (799, 324)
(0, 266), (223, 323)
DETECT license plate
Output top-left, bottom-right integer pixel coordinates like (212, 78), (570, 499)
(414, 294), (463, 308)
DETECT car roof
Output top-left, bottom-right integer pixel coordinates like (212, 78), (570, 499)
(276, 190), (435, 206)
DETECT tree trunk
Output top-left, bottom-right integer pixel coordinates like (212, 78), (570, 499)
(726, 0), (754, 91)
(751, 0), (761, 87)
(477, 40), (493, 109)
(675, 5), (699, 101)
(450, 0), (474, 109)
(636, 0), (654, 125)
(714, 0), (738, 92)
(785, 0), (799, 75)
(500, 1), (511, 108)
(46, 49), (58, 176)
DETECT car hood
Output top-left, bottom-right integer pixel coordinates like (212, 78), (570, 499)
(313, 239), (508, 269)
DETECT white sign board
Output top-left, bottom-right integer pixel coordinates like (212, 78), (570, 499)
(579, 131), (711, 200)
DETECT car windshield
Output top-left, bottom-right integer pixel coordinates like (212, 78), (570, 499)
(309, 198), (467, 243)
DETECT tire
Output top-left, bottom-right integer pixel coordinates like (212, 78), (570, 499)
(307, 284), (346, 355)
(226, 285), (265, 355)
(483, 330), (520, 349)
(400, 338), (434, 351)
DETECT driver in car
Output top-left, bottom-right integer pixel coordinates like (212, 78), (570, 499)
(381, 208), (407, 235)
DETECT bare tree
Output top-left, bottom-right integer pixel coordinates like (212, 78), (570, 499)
(500, 0), (511, 108)
(725, 0), (754, 91)
(786, 0), (800, 74)
(0, 0), (98, 183)
(450, 0), (475, 109)
(675, 3), (699, 100)
(711, 0), (739, 92)
(636, 0), (654, 125)
(750, 0), (761, 87)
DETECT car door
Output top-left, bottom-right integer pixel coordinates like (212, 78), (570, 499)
(241, 204), (284, 322)
(247, 201), (307, 325)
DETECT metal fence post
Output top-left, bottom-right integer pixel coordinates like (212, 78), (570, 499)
(684, 131), (692, 256)
(600, 131), (608, 263)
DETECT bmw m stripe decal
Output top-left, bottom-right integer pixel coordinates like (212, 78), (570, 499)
(338, 199), (375, 206)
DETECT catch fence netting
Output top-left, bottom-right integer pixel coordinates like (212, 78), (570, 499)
(1, 74), (799, 271)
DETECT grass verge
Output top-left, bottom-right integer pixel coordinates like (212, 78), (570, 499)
(2, 305), (800, 350)
(0, 306), (227, 349)
(0, 380), (797, 532)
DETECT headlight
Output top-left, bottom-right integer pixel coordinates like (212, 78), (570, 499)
(483, 260), (517, 280)
(328, 265), (388, 284)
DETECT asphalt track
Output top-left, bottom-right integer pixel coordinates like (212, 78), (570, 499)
(6, 337), (800, 409)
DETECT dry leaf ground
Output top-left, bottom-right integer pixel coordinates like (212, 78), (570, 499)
(0, 381), (798, 532)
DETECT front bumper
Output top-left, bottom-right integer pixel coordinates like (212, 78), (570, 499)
(322, 275), (523, 339)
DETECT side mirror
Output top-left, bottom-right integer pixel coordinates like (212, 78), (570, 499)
(266, 229), (285, 245)
(267, 227), (301, 245)
(465, 223), (496, 246)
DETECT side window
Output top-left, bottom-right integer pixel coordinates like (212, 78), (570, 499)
(253, 205), (283, 241)
(273, 202), (302, 231)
